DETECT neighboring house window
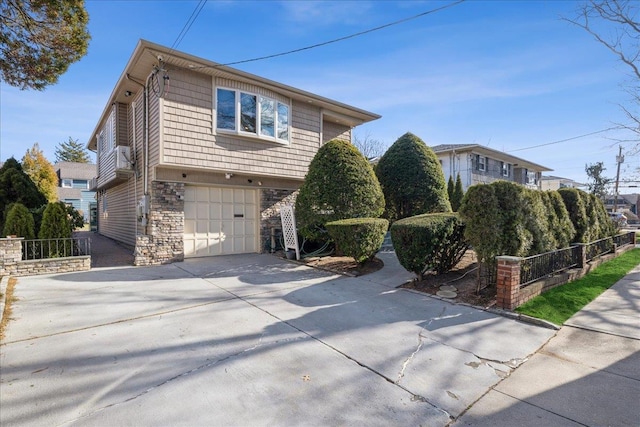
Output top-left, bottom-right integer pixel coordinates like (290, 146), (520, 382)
(526, 170), (538, 185)
(62, 179), (72, 188)
(73, 179), (89, 189)
(476, 155), (486, 171)
(501, 162), (510, 177)
(216, 87), (290, 143)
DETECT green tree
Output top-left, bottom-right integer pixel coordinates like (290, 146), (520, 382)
(585, 162), (612, 199)
(295, 139), (385, 241)
(22, 143), (58, 202)
(375, 132), (451, 222)
(0, 0), (90, 90)
(38, 201), (72, 257)
(0, 157), (47, 228)
(55, 137), (91, 163)
(447, 176), (455, 203)
(451, 174), (464, 212)
(3, 202), (35, 238)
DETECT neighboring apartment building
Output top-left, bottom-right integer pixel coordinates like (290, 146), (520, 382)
(431, 144), (552, 191)
(540, 175), (582, 191)
(604, 193), (639, 223)
(87, 40), (379, 265)
(55, 162), (96, 222)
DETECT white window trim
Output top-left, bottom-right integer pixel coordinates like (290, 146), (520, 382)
(477, 155), (486, 172)
(501, 162), (510, 177)
(214, 86), (290, 144)
(61, 179), (73, 188)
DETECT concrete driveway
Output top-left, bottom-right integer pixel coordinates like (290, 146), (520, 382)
(0, 254), (555, 426)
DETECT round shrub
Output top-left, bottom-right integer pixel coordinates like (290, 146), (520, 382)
(3, 202), (35, 238)
(390, 212), (468, 279)
(296, 139), (384, 241)
(376, 132), (451, 222)
(325, 218), (388, 264)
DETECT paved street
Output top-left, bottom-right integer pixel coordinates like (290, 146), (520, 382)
(0, 253), (555, 426)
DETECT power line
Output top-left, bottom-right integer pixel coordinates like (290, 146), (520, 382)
(507, 125), (626, 153)
(192, 0), (466, 69)
(171, 0), (208, 51)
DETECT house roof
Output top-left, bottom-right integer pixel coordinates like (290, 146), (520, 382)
(55, 162), (96, 180)
(430, 143), (552, 172)
(88, 39), (381, 150)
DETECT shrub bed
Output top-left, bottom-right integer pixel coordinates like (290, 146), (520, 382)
(325, 218), (388, 264)
(390, 213), (468, 279)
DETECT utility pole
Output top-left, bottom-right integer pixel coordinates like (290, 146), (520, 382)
(614, 145), (624, 212)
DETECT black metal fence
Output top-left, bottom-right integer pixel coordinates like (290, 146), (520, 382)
(584, 236), (614, 261)
(22, 237), (91, 261)
(520, 245), (580, 286)
(613, 232), (635, 248)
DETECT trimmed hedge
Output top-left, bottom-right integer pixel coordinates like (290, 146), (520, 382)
(325, 218), (388, 264)
(390, 213), (468, 279)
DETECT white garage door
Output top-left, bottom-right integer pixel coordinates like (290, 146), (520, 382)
(183, 186), (258, 257)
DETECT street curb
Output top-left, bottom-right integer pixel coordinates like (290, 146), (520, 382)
(0, 275), (9, 328)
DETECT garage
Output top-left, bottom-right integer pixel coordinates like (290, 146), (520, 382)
(183, 186), (258, 257)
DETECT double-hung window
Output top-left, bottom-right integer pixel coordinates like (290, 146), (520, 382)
(216, 88), (290, 143)
(476, 155), (486, 171)
(501, 161), (510, 177)
(62, 179), (73, 188)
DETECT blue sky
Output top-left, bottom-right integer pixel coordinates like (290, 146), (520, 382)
(1, 0), (637, 187)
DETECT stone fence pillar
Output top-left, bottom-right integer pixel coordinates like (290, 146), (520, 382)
(0, 237), (24, 275)
(496, 255), (522, 310)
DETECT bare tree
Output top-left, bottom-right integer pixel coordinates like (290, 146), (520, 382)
(352, 132), (386, 160)
(565, 1), (640, 152)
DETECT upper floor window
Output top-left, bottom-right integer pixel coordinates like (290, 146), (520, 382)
(526, 170), (538, 185)
(62, 179), (73, 188)
(98, 106), (115, 155)
(476, 155), (486, 171)
(216, 87), (290, 143)
(501, 161), (510, 177)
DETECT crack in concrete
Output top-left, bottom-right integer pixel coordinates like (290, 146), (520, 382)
(396, 331), (426, 384)
(56, 333), (308, 426)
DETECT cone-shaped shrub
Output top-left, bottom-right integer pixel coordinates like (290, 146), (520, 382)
(3, 203), (35, 238)
(38, 202), (72, 257)
(296, 139), (384, 241)
(376, 132), (451, 222)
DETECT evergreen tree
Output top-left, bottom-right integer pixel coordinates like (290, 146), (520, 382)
(295, 139), (385, 241)
(447, 176), (454, 203)
(375, 132), (451, 222)
(451, 174), (464, 212)
(0, 0), (90, 90)
(3, 203), (35, 238)
(0, 158), (47, 228)
(55, 137), (91, 163)
(22, 143), (58, 202)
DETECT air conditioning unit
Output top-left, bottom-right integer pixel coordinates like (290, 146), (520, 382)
(115, 146), (131, 170)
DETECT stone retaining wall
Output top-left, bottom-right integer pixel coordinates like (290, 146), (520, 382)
(1, 237), (91, 276)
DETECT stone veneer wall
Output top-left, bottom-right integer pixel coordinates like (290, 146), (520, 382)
(134, 182), (185, 265)
(260, 189), (298, 253)
(1, 237), (90, 276)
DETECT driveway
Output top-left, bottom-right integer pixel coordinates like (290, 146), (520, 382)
(0, 254), (555, 426)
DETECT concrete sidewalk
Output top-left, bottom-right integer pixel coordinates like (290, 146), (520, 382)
(453, 265), (640, 427)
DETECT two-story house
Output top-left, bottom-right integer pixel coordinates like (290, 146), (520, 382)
(87, 40), (379, 265)
(430, 144), (552, 191)
(55, 162), (96, 222)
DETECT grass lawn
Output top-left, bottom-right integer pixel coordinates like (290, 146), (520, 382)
(515, 248), (640, 325)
